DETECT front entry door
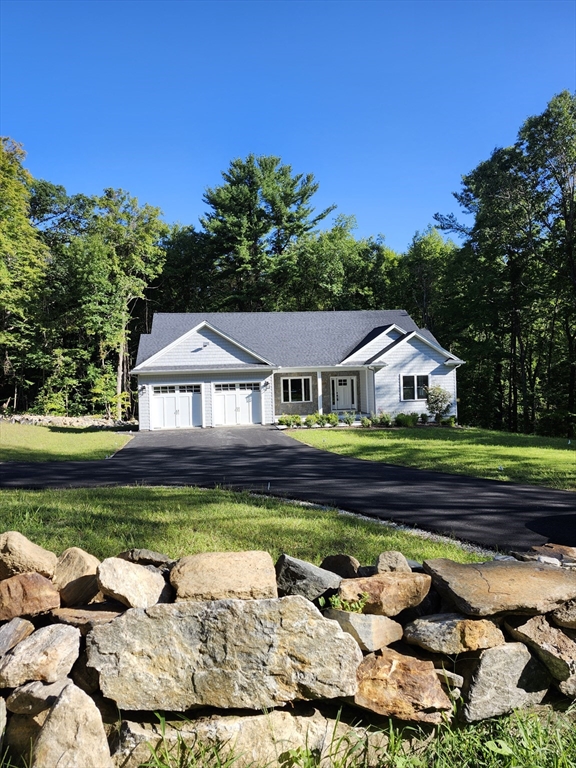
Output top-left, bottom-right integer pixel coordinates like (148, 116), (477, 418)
(331, 377), (356, 410)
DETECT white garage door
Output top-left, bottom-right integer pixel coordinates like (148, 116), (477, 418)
(213, 383), (262, 426)
(151, 385), (202, 429)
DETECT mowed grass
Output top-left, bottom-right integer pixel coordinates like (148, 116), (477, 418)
(0, 486), (487, 564)
(0, 421), (132, 462)
(289, 426), (576, 491)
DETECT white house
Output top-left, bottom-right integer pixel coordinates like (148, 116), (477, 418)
(132, 310), (464, 430)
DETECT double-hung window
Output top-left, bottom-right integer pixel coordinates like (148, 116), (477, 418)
(402, 375), (429, 400)
(282, 377), (311, 403)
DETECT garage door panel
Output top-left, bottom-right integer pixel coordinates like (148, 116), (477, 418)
(214, 383), (262, 425)
(152, 385), (202, 429)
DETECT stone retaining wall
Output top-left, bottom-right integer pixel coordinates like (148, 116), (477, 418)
(0, 532), (575, 766)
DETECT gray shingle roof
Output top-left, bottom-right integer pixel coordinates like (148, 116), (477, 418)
(135, 310), (439, 369)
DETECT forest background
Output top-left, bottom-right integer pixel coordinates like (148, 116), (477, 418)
(1, 91), (575, 436)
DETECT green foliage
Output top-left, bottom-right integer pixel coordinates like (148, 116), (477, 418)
(426, 385), (452, 422)
(420, 412), (429, 424)
(342, 411), (356, 426)
(0, 486), (487, 564)
(278, 414), (302, 428)
(304, 413), (318, 428)
(0, 422), (130, 462)
(360, 416), (372, 428)
(326, 412), (339, 426)
(370, 411), (391, 427)
(395, 412), (419, 427)
(328, 591), (370, 613)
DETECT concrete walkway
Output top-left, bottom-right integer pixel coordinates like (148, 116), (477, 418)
(1, 426), (574, 551)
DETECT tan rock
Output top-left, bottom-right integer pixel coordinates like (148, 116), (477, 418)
(7, 678), (71, 716)
(97, 557), (167, 609)
(87, 596), (362, 711)
(5, 710), (48, 761)
(32, 683), (113, 768)
(113, 709), (390, 768)
(0, 572), (60, 621)
(552, 598), (576, 630)
(531, 543), (576, 561)
(50, 603), (125, 636)
(0, 532), (57, 580)
(353, 649), (452, 723)
(375, 551), (412, 573)
(423, 559), (576, 616)
(52, 547), (100, 606)
(338, 573), (431, 617)
(0, 625), (80, 687)
(324, 608), (403, 651)
(171, 550), (278, 601)
(404, 613), (505, 654)
(505, 614), (576, 696)
(0, 617), (35, 656)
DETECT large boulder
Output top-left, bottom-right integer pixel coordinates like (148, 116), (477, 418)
(0, 572), (60, 621)
(52, 547), (100, 606)
(338, 573), (431, 617)
(460, 642), (551, 722)
(0, 532), (57, 580)
(31, 683), (113, 768)
(275, 555), (341, 601)
(86, 596), (362, 711)
(423, 559), (576, 616)
(0, 625), (80, 687)
(505, 614), (576, 696)
(171, 551), (278, 601)
(352, 649), (452, 724)
(97, 557), (167, 609)
(404, 613), (505, 654)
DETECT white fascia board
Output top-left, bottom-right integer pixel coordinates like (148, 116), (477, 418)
(131, 320), (274, 372)
(339, 324), (407, 365)
(370, 330), (462, 364)
(133, 366), (274, 377)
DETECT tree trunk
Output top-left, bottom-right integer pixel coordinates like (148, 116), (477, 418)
(116, 335), (124, 422)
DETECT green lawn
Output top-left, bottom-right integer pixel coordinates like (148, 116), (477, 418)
(0, 421), (132, 462)
(289, 426), (576, 491)
(0, 486), (487, 564)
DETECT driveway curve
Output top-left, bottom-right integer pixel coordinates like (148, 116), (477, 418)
(1, 426), (574, 552)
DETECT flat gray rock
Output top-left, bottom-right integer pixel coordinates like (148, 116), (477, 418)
(505, 614), (576, 697)
(423, 559), (576, 616)
(461, 643), (550, 722)
(324, 608), (403, 651)
(86, 596), (362, 711)
(404, 613), (505, 654)
(276, 554), (341, 601)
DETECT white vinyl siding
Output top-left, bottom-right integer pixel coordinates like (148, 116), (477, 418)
(373, 337), (458, 417)
(151, 327), (264, 368)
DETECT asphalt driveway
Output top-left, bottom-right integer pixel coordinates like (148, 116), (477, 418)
(1, 426), (575, 551)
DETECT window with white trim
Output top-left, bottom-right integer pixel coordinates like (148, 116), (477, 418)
(402, 375), (429, 400)
(282, 377), (312, 403)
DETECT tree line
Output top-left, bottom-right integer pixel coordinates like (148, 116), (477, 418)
(1, 91), (574, 435)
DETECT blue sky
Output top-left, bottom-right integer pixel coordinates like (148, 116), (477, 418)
(1, 0), (574, 252)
